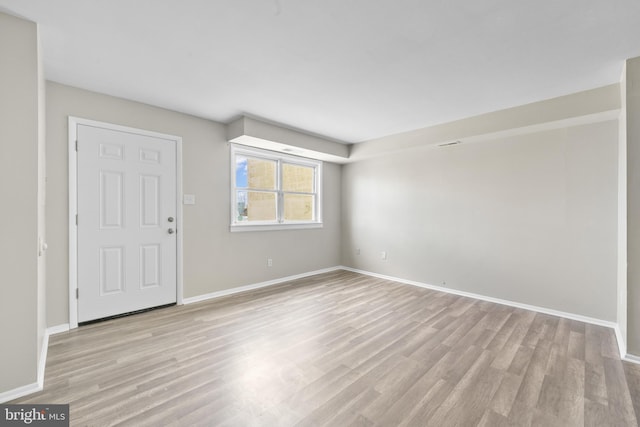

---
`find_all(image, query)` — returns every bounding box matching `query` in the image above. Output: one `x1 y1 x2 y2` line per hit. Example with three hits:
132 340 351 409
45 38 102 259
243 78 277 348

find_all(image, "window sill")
230 222 323 232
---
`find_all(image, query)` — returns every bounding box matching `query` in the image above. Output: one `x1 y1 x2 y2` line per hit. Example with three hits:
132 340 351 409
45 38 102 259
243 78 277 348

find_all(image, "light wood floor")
13 270 640 426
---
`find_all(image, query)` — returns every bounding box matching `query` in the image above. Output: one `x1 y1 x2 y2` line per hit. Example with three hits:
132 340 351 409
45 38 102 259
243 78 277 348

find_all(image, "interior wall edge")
37 328 48 389
617 62 628 359
0 10 41 398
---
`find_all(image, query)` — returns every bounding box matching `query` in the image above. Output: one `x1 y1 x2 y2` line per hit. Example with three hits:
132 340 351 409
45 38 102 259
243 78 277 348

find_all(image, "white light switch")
183 194 196 205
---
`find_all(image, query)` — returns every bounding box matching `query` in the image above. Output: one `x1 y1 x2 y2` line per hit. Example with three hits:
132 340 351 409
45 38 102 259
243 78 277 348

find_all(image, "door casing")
68 116 183 329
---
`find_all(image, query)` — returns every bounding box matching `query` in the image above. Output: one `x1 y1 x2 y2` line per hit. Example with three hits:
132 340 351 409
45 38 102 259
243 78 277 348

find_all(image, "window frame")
230 144 323 232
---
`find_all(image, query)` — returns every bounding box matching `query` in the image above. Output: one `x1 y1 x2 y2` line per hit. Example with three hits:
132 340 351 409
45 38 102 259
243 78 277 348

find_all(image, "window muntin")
231 145 322 230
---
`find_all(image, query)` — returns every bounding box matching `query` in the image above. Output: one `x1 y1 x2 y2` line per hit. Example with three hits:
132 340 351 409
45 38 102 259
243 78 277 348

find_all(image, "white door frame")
68 116 184 329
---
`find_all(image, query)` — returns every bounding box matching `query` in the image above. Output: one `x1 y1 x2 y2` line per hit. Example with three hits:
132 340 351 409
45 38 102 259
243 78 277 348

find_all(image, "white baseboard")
46 323 70 336
38 323 70 389
340 266 619 330
615 325 627 360
0 382 41 404
37 333 48 390
183 266 342 305
624 353 640 365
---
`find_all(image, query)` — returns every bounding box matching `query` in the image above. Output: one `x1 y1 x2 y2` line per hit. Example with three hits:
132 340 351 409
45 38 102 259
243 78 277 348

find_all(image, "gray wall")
46 82 342 326
342 120 619 321
0 12 41 393
46 80 623 335
626 57 640 354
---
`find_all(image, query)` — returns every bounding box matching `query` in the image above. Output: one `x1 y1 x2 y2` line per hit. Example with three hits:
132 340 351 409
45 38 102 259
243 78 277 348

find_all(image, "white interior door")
77 124 177 323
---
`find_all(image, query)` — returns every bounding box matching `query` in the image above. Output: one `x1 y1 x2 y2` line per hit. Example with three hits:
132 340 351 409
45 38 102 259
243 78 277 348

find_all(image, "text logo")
0 405 69 426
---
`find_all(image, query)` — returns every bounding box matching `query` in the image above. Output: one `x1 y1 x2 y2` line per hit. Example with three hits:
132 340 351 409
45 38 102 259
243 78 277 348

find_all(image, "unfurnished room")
1 1 640 426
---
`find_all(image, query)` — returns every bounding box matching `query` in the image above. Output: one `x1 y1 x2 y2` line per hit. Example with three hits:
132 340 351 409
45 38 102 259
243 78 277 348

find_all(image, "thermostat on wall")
183 194 196 205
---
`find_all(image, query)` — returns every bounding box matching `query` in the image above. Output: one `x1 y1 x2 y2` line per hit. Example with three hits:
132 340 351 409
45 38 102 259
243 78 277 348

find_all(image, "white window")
230 144 322 231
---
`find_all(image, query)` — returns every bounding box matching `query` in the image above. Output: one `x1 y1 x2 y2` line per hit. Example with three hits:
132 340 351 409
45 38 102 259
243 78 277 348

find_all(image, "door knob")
168 228 175 234
168 217 174 222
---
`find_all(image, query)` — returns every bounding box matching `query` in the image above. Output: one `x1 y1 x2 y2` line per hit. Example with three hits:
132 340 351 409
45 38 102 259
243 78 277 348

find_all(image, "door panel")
140 175 160 227
77 124 177 322
100 171 124 228
100 247 124 295
140 244 161 288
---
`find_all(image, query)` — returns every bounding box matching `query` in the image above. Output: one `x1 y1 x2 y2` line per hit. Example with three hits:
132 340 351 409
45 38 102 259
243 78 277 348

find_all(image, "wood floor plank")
426 349 502 426
478 409 511 427
10 270 639 426
603 357 638 426
490 371 524 417
624 362 640 424
585 398 613 427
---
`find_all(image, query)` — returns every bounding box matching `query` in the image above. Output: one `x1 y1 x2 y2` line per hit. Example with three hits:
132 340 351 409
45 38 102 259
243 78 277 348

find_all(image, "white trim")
183 267 342 304
617 90 628 368
37 330 49 390
68 117 184 328
176 141 184 305
624 354 640 365
0 382 41 404
340 266 618 330
230 222 323 232
68 117 78 328
39 325 71 389
615 324 627 359
46 324 70 336
37 325 70 391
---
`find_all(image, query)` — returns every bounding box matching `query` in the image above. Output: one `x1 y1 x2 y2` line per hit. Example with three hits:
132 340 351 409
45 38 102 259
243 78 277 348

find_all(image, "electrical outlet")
267 258 273 267
381 251 387 260
356 248 361 255
442 281 446 286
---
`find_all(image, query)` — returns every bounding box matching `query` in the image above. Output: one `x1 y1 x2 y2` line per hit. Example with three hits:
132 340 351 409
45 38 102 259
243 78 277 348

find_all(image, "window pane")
247 191 277 221
236 191 277 222
235 191 248 221
284 194 314 221
248 157 276 190
235 157 249 189
282 163 314 193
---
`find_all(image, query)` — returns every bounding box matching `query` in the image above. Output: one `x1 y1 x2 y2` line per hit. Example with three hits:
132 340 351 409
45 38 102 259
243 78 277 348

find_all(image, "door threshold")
78 303 177 326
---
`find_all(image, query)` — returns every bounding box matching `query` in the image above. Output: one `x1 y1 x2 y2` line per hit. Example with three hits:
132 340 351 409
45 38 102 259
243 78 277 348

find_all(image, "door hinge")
75 214 78 225
75 140 78 151
76 288 79 299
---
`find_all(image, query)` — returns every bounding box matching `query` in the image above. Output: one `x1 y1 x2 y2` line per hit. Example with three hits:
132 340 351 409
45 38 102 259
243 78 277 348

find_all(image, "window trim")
230 144 323 232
